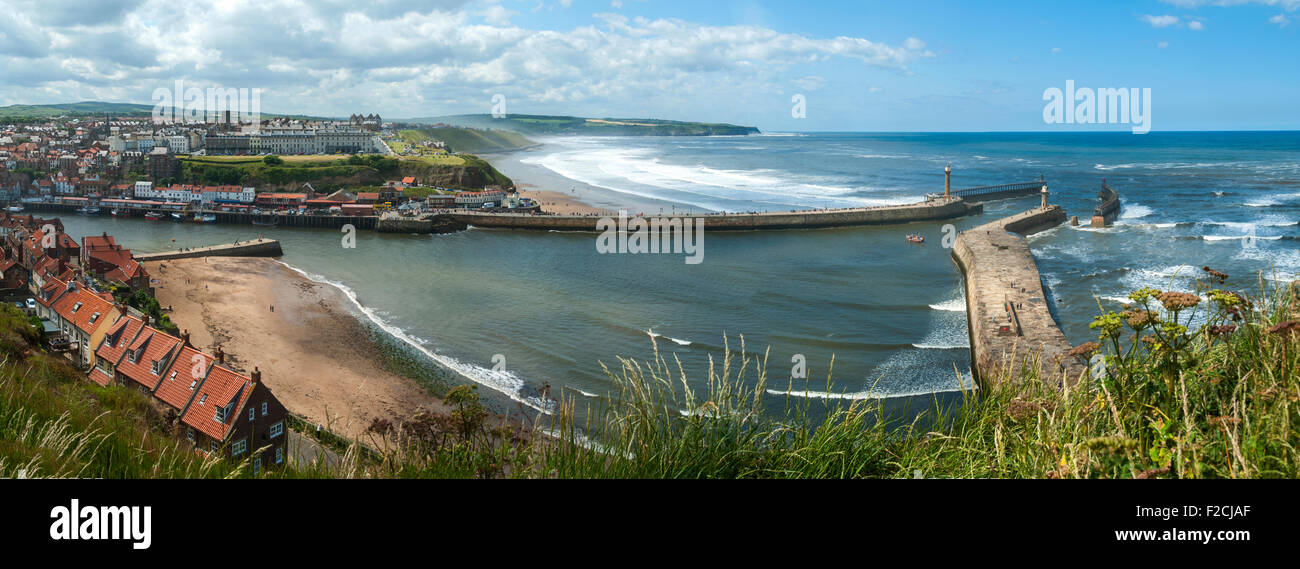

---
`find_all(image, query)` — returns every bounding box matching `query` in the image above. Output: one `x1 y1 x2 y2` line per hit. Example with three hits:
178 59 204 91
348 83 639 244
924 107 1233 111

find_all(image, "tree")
263 155 284 166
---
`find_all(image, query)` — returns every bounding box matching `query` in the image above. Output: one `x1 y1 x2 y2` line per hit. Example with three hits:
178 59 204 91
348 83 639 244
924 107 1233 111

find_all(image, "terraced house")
46 278 120 366
89 314 289 470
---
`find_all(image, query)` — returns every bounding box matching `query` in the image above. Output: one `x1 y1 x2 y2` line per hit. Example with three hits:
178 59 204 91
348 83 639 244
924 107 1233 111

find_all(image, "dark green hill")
408 114 761 137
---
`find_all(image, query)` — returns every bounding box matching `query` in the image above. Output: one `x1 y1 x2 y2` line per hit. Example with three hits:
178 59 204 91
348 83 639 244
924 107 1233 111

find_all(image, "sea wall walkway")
393 196 982 233
951 206 1087 389
134 238 283 261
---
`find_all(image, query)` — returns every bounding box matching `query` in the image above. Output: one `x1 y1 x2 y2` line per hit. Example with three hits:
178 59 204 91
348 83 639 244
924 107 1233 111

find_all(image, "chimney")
251 367 261 385
141 313 149 326
181 329 191 347
215 346 225 364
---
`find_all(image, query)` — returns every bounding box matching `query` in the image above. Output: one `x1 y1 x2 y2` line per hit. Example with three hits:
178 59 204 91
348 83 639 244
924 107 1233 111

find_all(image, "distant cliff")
410 114 761 137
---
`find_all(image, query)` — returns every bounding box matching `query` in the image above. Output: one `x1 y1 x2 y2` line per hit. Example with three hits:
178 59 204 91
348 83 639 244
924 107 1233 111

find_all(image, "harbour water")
51 131 1300 415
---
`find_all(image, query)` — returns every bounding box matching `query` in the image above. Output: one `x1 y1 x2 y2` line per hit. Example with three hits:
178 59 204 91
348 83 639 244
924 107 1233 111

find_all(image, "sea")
50 131 1300 417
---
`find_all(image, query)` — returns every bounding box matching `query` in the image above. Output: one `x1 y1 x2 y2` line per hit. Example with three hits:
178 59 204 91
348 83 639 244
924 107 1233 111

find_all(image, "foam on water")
1120 202 1154 219
647 329 693 346
277 262 555 414
929 298 967 312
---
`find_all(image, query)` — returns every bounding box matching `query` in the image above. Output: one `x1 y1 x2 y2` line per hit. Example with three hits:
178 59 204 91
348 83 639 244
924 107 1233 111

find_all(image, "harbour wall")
425 197 981 233
951 205 1086 390
134 238 283 261
1090 182 1121 228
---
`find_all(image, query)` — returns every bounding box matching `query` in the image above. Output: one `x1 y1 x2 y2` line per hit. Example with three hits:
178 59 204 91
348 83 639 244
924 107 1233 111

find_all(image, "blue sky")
0 0 1296 131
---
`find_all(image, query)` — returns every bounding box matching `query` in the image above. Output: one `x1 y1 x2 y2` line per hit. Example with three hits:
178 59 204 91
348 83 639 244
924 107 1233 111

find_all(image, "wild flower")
1157 291 1200 312
1267 320 1300 338
1129 287 1162 305
1202 266 1229 284
1068 341 1100 359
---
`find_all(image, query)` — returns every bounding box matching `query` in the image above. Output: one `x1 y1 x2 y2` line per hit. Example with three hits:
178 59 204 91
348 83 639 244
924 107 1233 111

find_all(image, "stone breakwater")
397 197 982 233
133 238 283 261
1090 182 1121 228
951 206 1087 389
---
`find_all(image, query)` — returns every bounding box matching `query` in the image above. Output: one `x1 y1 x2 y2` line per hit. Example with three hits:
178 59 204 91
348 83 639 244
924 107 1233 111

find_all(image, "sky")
0 0 1297 131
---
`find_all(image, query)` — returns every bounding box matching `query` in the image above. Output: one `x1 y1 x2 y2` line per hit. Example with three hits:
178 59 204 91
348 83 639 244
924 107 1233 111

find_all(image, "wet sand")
145 256 448 440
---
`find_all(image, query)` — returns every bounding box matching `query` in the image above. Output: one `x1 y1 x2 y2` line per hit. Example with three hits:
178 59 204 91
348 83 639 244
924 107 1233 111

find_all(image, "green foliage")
263 155 284 166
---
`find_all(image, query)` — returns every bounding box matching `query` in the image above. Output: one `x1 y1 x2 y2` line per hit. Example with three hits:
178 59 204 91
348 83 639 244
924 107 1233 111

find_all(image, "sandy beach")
517 188 614 215
145 256 448 441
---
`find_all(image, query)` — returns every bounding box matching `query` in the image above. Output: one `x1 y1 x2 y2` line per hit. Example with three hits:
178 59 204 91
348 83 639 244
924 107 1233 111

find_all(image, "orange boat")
906 234 925 244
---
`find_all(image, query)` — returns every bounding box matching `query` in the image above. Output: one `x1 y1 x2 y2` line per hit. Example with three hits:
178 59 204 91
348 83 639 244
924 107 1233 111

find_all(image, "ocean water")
53 132 1300 417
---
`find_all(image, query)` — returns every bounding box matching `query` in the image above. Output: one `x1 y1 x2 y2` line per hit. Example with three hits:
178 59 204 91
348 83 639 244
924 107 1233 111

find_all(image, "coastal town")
0 113 541 227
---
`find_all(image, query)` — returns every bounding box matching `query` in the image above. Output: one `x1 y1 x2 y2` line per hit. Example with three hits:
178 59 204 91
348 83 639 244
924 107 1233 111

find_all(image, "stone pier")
134 238 283 261
951 206 1086 389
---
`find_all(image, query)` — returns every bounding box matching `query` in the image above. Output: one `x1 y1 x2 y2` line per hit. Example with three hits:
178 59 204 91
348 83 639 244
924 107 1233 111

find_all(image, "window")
187 427 195 441
232 438 246 456
71 301 81 313
150 360 160 375
253 457 261 476
89 312 99 324
269 421 283 439
168 371 177 382
261 402 267 416
275 447 283 464
249 408 255 421
209 439 218 452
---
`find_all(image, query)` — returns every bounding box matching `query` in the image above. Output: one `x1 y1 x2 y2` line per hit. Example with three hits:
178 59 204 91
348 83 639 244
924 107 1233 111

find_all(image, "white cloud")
1270 13 1292 25
1158 41 1170 48
1188 20 1205 30
0 1 934 119
1141 14 1181 28
1162 0 1300 9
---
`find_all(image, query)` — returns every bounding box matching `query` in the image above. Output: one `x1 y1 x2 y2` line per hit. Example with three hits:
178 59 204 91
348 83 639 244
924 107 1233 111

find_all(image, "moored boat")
194 213 217 223
144 211 163 221
906 234 925 244
77 206 101 216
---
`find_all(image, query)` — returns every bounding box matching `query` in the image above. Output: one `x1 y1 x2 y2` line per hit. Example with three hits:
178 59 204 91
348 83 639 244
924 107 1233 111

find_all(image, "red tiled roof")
114 327 182 392
181 365 252 441
154 346 214 411
36 278 69 307
88 368 114 387
51 288 114 335
95 314 145 368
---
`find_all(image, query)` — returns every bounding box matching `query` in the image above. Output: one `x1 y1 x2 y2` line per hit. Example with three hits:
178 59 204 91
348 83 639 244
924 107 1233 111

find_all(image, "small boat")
6 206 23 213
144 211 163 221
111 208 131 218
906 234 925 244
77 206 101 216
170 212 185 222
193 213 216 223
